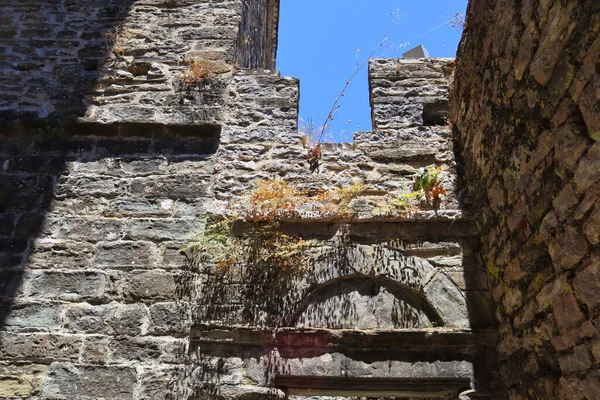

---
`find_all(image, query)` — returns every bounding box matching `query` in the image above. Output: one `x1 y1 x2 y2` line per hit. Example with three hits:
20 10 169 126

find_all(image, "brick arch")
287 273 445 327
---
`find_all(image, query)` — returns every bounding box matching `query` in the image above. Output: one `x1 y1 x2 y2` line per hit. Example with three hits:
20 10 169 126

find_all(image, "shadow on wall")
0 0 137 328
0 0 228 329
0 0 134 122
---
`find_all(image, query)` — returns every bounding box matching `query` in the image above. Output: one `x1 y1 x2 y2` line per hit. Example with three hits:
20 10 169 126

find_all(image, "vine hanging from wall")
186 171 447 275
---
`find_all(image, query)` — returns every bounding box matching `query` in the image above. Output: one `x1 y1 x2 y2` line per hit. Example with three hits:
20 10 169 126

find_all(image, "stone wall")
0 0 278 126
451 0 600 398
0 0 501 398
0 56 498 399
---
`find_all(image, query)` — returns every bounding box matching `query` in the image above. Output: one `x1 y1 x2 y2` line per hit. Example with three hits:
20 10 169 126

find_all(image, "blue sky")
277 0 467 142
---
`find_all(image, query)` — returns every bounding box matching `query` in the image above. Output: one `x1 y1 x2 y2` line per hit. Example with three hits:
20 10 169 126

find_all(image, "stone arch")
290 244 470 328
287 273 445 327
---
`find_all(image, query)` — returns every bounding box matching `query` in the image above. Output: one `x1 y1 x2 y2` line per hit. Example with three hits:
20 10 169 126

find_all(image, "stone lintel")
191 325 497 351
0 120 222 141
274 376 471 398
232 220 478 241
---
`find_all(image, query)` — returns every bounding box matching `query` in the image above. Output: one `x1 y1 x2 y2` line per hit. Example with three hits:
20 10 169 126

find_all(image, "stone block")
106 198 173 217
548 225 589 271
137 366 180 400
108 337 162 364
47 197 108 218
159 241 189 269
583 203 600 245
130 174 211 199
42 217 123 242
551 329 580 352
514 21 539 81
553 291 584 331
190 355 244 385
558 344 592 374
65 302 147 336
93 241 158 269
529 1 578 86
161 339 188 364
574 185 600 220
64 303 108 334
579 74 600 135
0 362 47 398
27 239 94 269
126 219 199 241
574 143 600 193
1 302 63 331
592 337 600 363
27 271 116 301
0 333 82 361
552 183 579 219
573 257 600 309
119 157 168 176
554 118 590 180
148 302 191 335
423 274 469 327
111 303 148 336
124 270 179 301
536 274 568 311
55 175 128 198
81 336 110 365
41 363 136 400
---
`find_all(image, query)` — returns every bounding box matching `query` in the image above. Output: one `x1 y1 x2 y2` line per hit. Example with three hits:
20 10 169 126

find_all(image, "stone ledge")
230 219 478 241
0 120 222 141
274 375 471 398
191 325 497 351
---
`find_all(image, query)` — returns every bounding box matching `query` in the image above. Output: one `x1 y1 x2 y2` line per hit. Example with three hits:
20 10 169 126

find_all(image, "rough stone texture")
0 1 502 399
451 0 600 398
0 0 278 126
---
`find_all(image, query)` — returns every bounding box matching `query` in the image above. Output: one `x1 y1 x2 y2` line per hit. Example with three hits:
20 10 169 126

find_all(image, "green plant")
188 179 368 274
185 214 242 273
413 166 447 207
394 191 422 211
316 182 365 216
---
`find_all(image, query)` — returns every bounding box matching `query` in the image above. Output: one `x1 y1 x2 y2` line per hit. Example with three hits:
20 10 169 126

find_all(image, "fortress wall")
0 1 501 398
451 0 600 398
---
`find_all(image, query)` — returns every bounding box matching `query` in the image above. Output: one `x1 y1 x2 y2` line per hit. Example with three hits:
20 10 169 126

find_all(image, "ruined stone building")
0 0 598 399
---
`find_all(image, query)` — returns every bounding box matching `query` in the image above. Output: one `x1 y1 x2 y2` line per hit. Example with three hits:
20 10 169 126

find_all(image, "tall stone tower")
0 1 502 399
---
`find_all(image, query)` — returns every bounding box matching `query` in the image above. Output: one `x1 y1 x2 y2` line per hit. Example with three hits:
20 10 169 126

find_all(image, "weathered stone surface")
108 337 163 364
148 302 191 335
547 226 590 271
536 274 568 311
64 303 147 336
573 258 600 309
124 271 180 301
583 204 600 245
137 367 179 400
0 333 82 361
558 344 592 374
93 241 157 269
27 271 116 301
126 219 199 241
1 302 63 332
42 363 137 400
81 336 110 365
451 0 599 395
574 142 600 193
0 362 47 398
27 240 94 269
0 1 508 398
553 292 584 331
